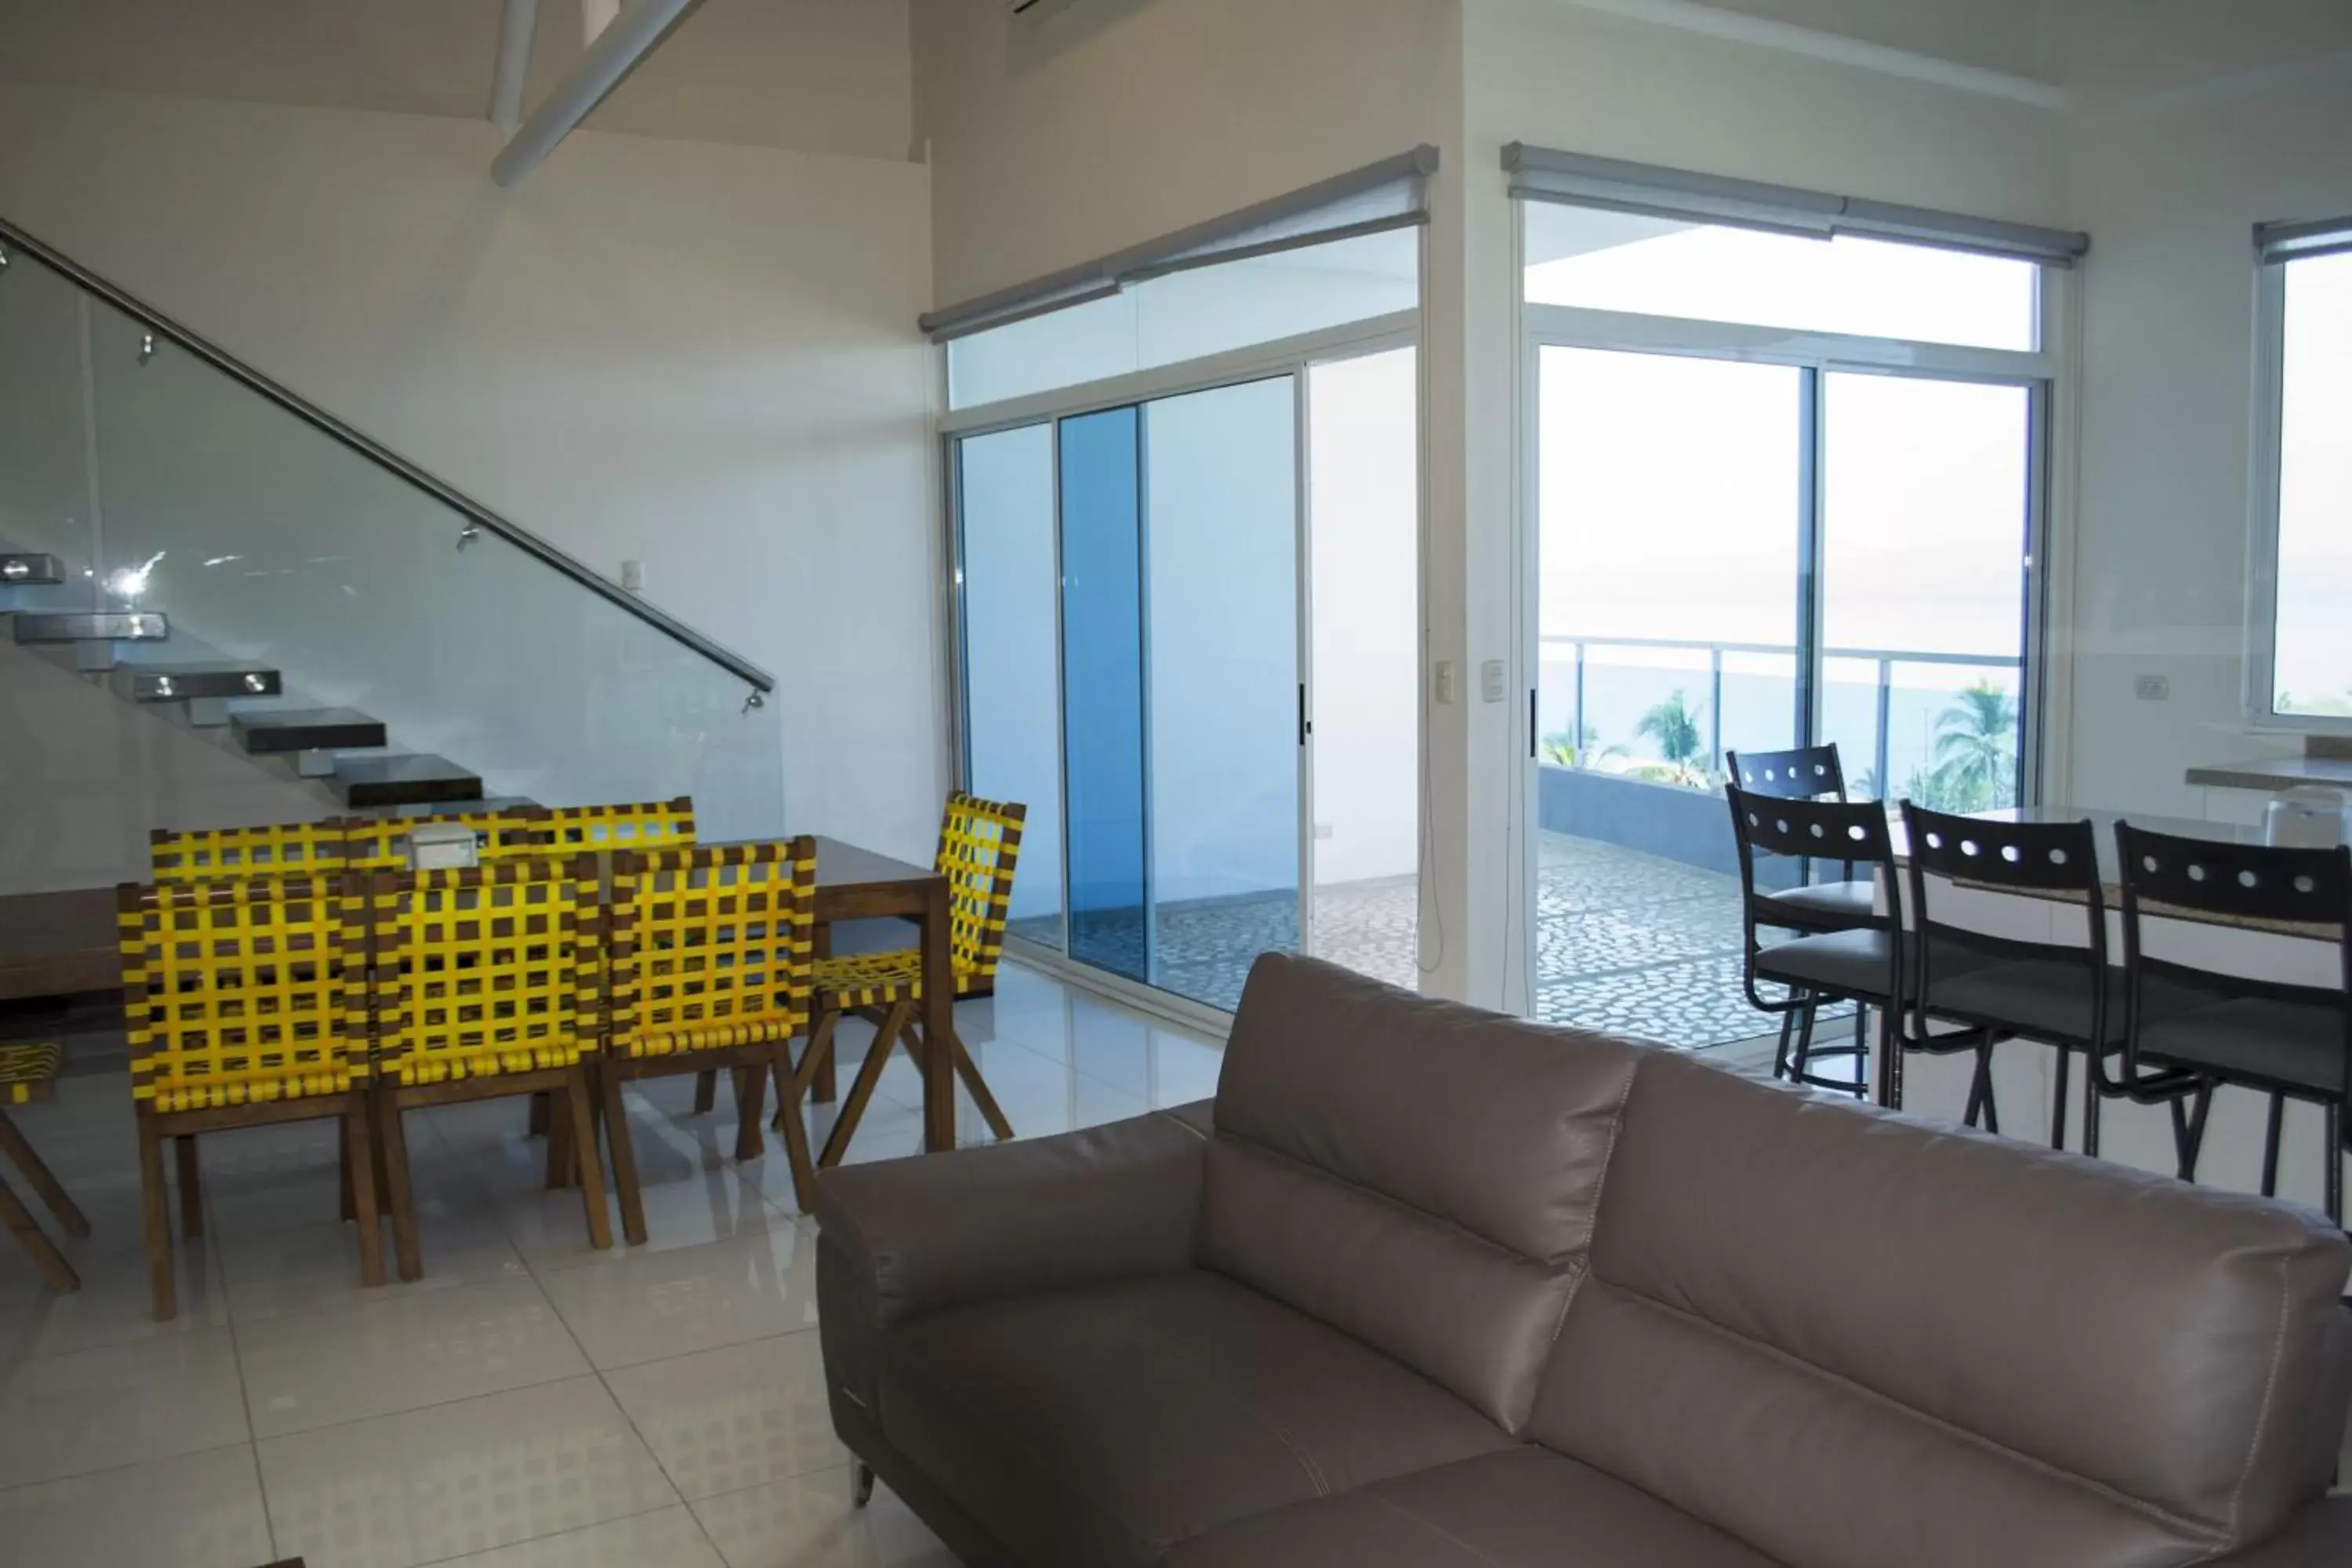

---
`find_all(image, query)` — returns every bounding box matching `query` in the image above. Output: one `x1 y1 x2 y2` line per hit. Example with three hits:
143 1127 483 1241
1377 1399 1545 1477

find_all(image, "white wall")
0 83 945 866
2065 54 2352 815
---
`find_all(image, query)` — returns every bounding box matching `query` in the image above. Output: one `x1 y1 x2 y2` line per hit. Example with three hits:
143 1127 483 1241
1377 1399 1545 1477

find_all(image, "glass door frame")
942 311 1421 1022
1514 260 2063 1018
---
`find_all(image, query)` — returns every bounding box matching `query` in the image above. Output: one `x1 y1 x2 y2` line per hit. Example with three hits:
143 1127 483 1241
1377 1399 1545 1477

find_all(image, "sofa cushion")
877 1269 1514 1568
1163 1446 1783 1567
1532 1048 2352 1568
1202 955 1640 1429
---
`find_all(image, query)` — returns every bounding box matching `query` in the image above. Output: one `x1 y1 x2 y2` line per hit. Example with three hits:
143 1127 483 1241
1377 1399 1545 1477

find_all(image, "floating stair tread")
0 554 67 586
124 661 283 700
232 708 387 753
11 612 167 643
349 796 536 820
331 754 483 809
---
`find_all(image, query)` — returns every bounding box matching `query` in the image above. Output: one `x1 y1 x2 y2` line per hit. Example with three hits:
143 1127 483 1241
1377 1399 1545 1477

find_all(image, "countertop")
2183 755 2352 793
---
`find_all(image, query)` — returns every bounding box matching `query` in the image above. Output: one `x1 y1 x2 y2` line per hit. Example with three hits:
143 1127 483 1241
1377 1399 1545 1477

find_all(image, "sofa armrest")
2216 1498 2352 1565
814 1100 1212 1330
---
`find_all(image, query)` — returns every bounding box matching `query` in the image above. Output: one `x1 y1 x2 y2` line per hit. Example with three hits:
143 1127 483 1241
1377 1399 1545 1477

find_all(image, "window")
2256 222 2352 723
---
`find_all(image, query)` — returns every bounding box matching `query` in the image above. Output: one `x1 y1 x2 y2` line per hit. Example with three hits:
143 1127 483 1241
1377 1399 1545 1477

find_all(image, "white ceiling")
0 0 916 162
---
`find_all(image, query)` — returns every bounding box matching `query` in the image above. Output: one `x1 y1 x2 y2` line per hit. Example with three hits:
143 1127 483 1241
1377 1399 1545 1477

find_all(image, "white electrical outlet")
620 559 648 593
2134 674 2170 702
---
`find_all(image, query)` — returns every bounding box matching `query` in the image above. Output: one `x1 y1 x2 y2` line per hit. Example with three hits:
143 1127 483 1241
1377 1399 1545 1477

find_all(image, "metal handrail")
0 215 776 693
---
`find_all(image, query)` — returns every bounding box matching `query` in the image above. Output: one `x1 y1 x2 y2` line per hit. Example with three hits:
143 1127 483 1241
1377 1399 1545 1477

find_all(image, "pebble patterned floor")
1004 836 1845 1049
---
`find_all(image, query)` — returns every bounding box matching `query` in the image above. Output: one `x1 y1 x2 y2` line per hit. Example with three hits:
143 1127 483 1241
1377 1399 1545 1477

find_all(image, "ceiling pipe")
489 0 538 128
492 0 697 187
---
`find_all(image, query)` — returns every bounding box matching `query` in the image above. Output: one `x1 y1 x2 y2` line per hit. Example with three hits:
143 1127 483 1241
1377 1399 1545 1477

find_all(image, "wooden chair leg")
692 1070 718 1115
811 924 838 1105
374 1091 423 1283
774 1044 819 1215
339 1114 356 1221
175 1135 204 1240
565 1071 614 1252
940 1026 1014 1142
600 1062 647 1247
138 1112 175 1321
546 1089 576 1190
778 1011 840 1131
343 1095 385 1289
819 1000 910 1169
735 1058 769 1163
0 1106 89 1237
0 1173 77 1293
528 1091 551 1138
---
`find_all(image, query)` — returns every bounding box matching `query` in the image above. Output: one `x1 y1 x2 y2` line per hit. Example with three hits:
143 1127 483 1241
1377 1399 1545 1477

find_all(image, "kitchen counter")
2183 755 2352 793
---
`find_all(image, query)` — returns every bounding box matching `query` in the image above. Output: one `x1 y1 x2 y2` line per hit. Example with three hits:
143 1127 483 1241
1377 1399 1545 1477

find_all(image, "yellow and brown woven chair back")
149 821 350 883
119 874 367 1112
608 839 818 1060
341 808 555 872
546 797 697 855
361 857 601 1087
936 792 1027 988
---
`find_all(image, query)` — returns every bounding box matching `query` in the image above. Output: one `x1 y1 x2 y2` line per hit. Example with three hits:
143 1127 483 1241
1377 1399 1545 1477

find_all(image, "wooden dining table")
802 835 957 1154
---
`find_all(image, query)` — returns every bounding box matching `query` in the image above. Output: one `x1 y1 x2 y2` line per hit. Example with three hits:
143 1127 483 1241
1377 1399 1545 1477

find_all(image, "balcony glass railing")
1538 633 2024 813
0 218 782 840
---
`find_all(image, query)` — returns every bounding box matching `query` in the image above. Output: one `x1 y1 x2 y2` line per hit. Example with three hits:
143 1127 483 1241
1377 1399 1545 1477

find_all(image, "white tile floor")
0 961 1218 1568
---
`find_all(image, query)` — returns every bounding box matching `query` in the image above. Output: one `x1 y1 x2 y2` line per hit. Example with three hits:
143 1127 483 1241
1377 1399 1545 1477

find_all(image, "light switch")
1434 660 1457 705
2134 674 2170 702
620 559 648 593
1481 659 1508 703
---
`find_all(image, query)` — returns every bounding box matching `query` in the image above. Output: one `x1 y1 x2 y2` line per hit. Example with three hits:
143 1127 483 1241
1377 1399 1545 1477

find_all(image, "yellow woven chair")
120 874 381 1319
545 797 696 854
340 808 554 872
0 1040 87 1294
149 820 349 882
600 839 816 1244
360 856 612 1280
772 793 1027 1210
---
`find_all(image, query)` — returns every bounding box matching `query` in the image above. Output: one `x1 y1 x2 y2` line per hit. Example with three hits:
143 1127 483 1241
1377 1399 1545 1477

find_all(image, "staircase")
0 216 782 895
3 554 492 814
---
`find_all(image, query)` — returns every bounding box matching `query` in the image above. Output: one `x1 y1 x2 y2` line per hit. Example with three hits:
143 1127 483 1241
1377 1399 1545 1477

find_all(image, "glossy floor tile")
604 1330 843 1501
0 1443 274 1568
0 1322 250 1486
538 1225 820 1371
692 1469 956 1568
0 960 1221 1563
257 1375 680 1568
237 1273 590 1437
430 1504 726 1567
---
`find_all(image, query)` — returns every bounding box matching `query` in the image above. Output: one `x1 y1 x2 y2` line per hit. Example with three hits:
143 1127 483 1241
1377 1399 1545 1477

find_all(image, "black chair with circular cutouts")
1727 784 1904 1101
1725 746 1875 1091
2115 822 2352 1226
1898 805 2208 1157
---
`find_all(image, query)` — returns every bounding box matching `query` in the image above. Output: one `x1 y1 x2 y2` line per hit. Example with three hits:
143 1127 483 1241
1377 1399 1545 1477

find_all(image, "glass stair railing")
0 216 782 836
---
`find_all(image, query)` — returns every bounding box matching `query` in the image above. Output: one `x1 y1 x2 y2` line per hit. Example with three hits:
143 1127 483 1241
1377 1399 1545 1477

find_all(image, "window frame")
2247 230 2352 732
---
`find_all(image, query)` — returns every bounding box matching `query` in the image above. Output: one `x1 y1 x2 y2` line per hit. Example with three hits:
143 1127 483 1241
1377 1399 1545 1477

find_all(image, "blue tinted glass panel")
1058 408 1149 982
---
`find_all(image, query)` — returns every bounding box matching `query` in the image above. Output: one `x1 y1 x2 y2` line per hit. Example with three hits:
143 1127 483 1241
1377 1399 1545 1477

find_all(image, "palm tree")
1635 691 1708 784
1929 681 2017 811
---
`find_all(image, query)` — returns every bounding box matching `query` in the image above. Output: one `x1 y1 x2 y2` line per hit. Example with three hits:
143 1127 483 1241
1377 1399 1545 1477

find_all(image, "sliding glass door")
956 347 1420 1011
1528 350 2041 1044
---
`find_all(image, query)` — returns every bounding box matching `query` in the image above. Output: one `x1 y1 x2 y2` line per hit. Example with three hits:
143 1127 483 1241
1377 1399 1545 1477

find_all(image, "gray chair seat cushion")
1926 960 2129 1046
1755 930 2007 1001
1163 1447 1781 1568
877 1269 1515 1568
2137 997 2348 1094
1762 878 1875 930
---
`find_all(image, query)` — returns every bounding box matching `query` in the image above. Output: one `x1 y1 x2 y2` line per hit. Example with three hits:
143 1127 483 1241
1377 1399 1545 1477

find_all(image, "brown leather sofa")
815 954 2352 1567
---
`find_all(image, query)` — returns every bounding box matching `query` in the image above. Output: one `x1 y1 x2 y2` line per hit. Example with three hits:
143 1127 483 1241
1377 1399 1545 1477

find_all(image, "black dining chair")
2114 823 2352 1226
1728 783 1904 1102
1726 745 1874 1091
1897 805 2205 1158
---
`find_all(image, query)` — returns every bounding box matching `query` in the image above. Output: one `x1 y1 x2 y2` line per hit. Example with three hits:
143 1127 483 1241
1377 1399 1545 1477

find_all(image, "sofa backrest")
1532 1049 2352 1568
1198 955 1642 1433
